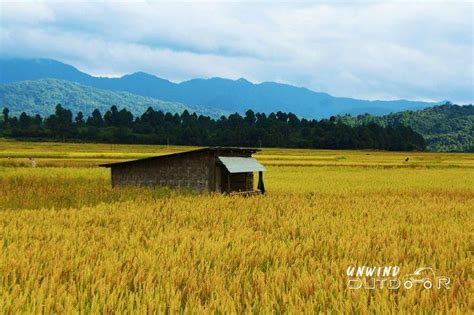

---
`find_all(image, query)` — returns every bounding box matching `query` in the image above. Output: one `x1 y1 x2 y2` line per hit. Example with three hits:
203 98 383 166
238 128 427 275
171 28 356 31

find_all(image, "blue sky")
1 0 473 103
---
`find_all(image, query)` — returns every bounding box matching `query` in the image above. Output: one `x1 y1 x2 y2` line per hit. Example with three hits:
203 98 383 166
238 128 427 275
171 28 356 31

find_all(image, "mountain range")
0 58 440 118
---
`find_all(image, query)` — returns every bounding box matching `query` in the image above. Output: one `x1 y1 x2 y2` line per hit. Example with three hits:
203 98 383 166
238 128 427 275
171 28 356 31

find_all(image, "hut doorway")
215 165 234 193
215 164 248 193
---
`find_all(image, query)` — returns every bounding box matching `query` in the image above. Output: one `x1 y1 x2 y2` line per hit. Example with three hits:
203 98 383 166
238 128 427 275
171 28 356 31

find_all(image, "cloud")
0 0 473 103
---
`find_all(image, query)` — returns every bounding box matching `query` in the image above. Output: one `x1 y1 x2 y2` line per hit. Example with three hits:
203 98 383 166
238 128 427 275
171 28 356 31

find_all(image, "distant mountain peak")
125 71 158 78
236 77 251 83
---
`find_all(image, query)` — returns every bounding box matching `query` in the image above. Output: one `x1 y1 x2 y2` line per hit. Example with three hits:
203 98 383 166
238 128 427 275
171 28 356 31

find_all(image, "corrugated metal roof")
218 156 265 173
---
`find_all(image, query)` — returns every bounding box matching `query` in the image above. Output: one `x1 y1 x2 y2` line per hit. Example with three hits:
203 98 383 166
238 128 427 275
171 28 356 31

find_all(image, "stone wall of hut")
111 152 211 191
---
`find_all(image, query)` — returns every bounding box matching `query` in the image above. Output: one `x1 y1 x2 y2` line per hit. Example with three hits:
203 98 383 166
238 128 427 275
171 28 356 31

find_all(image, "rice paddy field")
0 139 473 313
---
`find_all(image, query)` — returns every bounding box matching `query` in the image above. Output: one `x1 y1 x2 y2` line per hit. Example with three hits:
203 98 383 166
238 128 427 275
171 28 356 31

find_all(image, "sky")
1 0 473 103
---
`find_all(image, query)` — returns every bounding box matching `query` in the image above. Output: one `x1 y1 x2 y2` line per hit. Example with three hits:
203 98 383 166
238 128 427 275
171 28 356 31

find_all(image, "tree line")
0 105 426 151
336 103 474 152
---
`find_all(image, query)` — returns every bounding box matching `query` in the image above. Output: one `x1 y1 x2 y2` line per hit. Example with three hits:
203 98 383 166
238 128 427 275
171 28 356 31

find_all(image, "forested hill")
336 104 474 152
0 105 426 151
0 79 227 118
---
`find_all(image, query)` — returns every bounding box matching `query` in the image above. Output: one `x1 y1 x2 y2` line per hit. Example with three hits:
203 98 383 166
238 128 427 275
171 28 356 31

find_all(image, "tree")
87 109 104 127
104 105 119 127
2 107 9 123
75 112 85 125
116 108 134 128
45 104 73 142
1 107 10 133
19 112 32 130
244 110 256 125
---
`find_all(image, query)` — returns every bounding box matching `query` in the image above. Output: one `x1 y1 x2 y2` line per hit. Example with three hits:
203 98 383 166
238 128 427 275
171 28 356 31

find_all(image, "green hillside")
337 104 474 152
0 79 227 118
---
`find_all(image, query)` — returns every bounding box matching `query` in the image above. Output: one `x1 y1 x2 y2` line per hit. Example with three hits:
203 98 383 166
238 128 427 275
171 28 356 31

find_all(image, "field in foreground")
0 139 473 313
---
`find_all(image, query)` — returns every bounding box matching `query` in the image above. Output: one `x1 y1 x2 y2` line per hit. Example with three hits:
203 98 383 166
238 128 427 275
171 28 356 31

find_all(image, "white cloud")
0 0 472 103
1 0 55 24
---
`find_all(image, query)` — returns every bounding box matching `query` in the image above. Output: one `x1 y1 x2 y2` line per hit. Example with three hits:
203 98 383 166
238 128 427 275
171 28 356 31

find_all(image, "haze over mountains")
1 58 440 118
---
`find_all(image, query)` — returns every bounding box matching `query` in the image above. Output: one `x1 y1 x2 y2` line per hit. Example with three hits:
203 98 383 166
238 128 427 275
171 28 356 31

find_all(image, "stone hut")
99 147 266 194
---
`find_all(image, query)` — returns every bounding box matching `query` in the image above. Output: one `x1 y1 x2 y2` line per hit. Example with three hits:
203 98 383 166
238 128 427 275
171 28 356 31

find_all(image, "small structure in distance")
99 147 265 194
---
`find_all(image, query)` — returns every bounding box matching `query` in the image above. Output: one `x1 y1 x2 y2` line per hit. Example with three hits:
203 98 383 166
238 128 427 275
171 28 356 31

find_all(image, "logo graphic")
346 266 451 290
401 267 450 289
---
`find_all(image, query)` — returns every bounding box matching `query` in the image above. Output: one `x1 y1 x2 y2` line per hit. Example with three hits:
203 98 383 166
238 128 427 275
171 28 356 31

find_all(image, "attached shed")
99 147 265 194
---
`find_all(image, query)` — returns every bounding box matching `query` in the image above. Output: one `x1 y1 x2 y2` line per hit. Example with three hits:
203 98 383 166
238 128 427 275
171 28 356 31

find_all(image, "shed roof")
218 157 265 173
99 147 260 168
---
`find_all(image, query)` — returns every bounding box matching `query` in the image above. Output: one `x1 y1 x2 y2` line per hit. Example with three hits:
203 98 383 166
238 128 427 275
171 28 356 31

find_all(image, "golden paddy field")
0 139 473 313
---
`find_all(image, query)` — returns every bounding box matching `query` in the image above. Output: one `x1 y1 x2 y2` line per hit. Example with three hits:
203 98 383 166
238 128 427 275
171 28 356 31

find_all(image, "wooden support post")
258 171 265 194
